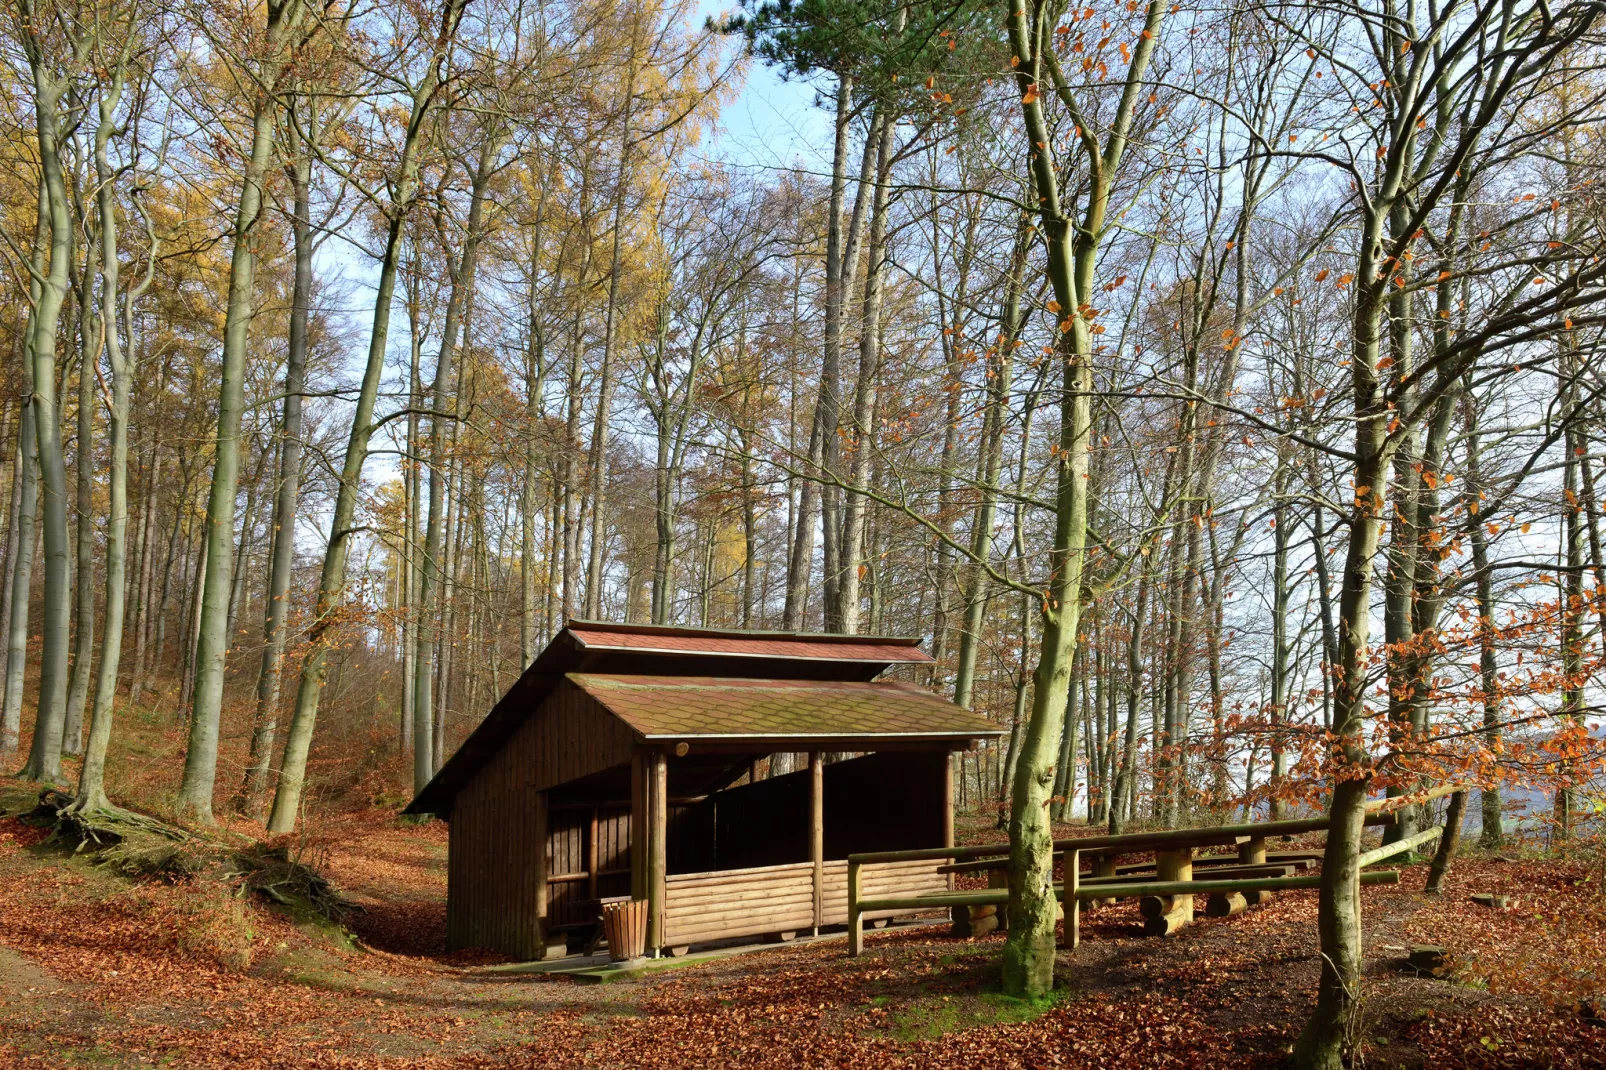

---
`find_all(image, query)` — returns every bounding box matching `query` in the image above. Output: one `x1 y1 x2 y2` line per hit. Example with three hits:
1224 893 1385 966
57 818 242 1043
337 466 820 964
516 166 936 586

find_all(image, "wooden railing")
841 792 1467 957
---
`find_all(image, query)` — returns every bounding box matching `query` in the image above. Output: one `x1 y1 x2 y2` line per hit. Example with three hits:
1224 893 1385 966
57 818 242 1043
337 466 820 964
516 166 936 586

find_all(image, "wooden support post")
587 806 600 901
941 751 955 888
810 750 823 935
1091 852 1117 908
630 752 646 901
847 858 864 956
533 790 551 956
647 749 667 956
1154 847 1193 935
1061 849 1079 949
1238 836 1268 906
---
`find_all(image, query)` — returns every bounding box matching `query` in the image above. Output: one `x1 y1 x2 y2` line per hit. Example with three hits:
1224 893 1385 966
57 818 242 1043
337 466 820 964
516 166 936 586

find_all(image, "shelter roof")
405 621 950 816
569 674 1000 741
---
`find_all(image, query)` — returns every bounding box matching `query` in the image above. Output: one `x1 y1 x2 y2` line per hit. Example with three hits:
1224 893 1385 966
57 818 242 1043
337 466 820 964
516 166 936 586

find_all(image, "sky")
693 3 836 179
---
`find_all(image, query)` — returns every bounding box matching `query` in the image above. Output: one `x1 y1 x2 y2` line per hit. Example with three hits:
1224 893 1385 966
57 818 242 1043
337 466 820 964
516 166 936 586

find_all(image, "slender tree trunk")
240 135 313 818
177 0 306 821
583 46 640 619
77 66 150 813
268 0 468 832
2 405 38 757
411 132 494 798
22 66 78 784
64 230 99 757
836 114 892 634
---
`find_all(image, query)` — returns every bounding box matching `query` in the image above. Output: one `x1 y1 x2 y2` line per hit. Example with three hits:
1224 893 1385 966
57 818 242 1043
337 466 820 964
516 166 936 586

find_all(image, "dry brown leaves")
4 797 1606 1069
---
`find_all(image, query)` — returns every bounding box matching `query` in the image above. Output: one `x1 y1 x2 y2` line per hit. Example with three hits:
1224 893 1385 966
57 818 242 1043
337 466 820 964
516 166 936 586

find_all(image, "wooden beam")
647 749 667 954
852 869 1402 915
1060 848 1079 949
533 791 550 953
810 750 823 935
1357 825 1442 868
941 752 955 873
630 752 646 901
1238 835 1269 906
587 806 599 901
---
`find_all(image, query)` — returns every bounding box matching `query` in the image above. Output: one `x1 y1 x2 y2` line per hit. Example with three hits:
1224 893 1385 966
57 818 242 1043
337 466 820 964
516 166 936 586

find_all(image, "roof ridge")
564 618 924 647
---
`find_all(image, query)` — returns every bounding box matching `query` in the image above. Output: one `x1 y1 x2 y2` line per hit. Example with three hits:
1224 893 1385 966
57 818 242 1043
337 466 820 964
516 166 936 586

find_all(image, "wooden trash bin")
602 899 649 961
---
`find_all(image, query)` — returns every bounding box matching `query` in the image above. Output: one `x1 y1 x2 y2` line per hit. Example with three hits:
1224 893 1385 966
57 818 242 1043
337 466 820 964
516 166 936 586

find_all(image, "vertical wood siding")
446 680 636 955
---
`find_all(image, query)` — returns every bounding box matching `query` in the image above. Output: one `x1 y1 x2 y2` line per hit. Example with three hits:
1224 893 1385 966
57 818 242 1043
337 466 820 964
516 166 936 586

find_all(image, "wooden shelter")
405 621 1002 960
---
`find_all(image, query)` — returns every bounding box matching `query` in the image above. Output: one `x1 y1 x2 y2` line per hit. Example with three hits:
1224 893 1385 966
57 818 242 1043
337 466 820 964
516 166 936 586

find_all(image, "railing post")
847 858 864 956
1061 849 1079 950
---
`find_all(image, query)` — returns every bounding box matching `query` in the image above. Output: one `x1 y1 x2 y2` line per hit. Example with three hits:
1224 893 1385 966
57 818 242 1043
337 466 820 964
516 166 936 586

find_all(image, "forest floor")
1 778 1604 1069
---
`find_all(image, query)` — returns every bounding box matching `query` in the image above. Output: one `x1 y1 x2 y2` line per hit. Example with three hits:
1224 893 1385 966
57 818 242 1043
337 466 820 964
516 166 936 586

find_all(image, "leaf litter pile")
2 798 1604 1068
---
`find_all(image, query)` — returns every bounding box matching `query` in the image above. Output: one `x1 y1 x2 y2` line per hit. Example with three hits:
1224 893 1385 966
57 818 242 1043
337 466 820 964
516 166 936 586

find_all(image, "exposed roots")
231 840 356 922
28 789 354 920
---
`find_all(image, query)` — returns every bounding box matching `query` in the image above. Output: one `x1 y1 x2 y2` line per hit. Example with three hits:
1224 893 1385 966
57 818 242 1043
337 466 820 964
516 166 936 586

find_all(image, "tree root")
28 789 354 920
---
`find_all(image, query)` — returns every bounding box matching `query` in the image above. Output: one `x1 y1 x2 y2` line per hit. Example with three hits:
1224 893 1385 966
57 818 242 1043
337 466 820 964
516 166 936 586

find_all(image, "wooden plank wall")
446 681 636 956
822 751 949 858
446 778 543 957
662 862 817 945
545 806 631 929
661 858 949 946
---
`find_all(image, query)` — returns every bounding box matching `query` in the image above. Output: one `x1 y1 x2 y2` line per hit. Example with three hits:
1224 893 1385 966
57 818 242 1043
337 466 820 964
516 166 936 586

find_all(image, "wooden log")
1357 825 1442 868
1076 870 1400 900
1469 892 1510 910
951 904 1000 938
1139 895 1177 919
1083 863 1294 885
1205 892 1248 918
988 861 1010 932
1156 848 1193 929
1143 904 1190 937
1238 836 1269 907
664 885 817 909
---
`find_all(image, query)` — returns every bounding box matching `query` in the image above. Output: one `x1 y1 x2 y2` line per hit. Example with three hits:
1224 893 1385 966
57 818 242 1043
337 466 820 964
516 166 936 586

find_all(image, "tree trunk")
267 0 468 832
177 0 305 821
77 67 150 813
240 130 313 818
22 65 78 784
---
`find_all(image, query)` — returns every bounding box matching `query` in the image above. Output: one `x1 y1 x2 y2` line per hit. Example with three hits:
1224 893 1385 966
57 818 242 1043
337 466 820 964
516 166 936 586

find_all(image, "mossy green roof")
567 673 1002 741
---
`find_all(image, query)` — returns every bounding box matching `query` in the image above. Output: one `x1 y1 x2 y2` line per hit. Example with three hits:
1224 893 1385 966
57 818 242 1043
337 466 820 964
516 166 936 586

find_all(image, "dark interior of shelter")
544 750 948 930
